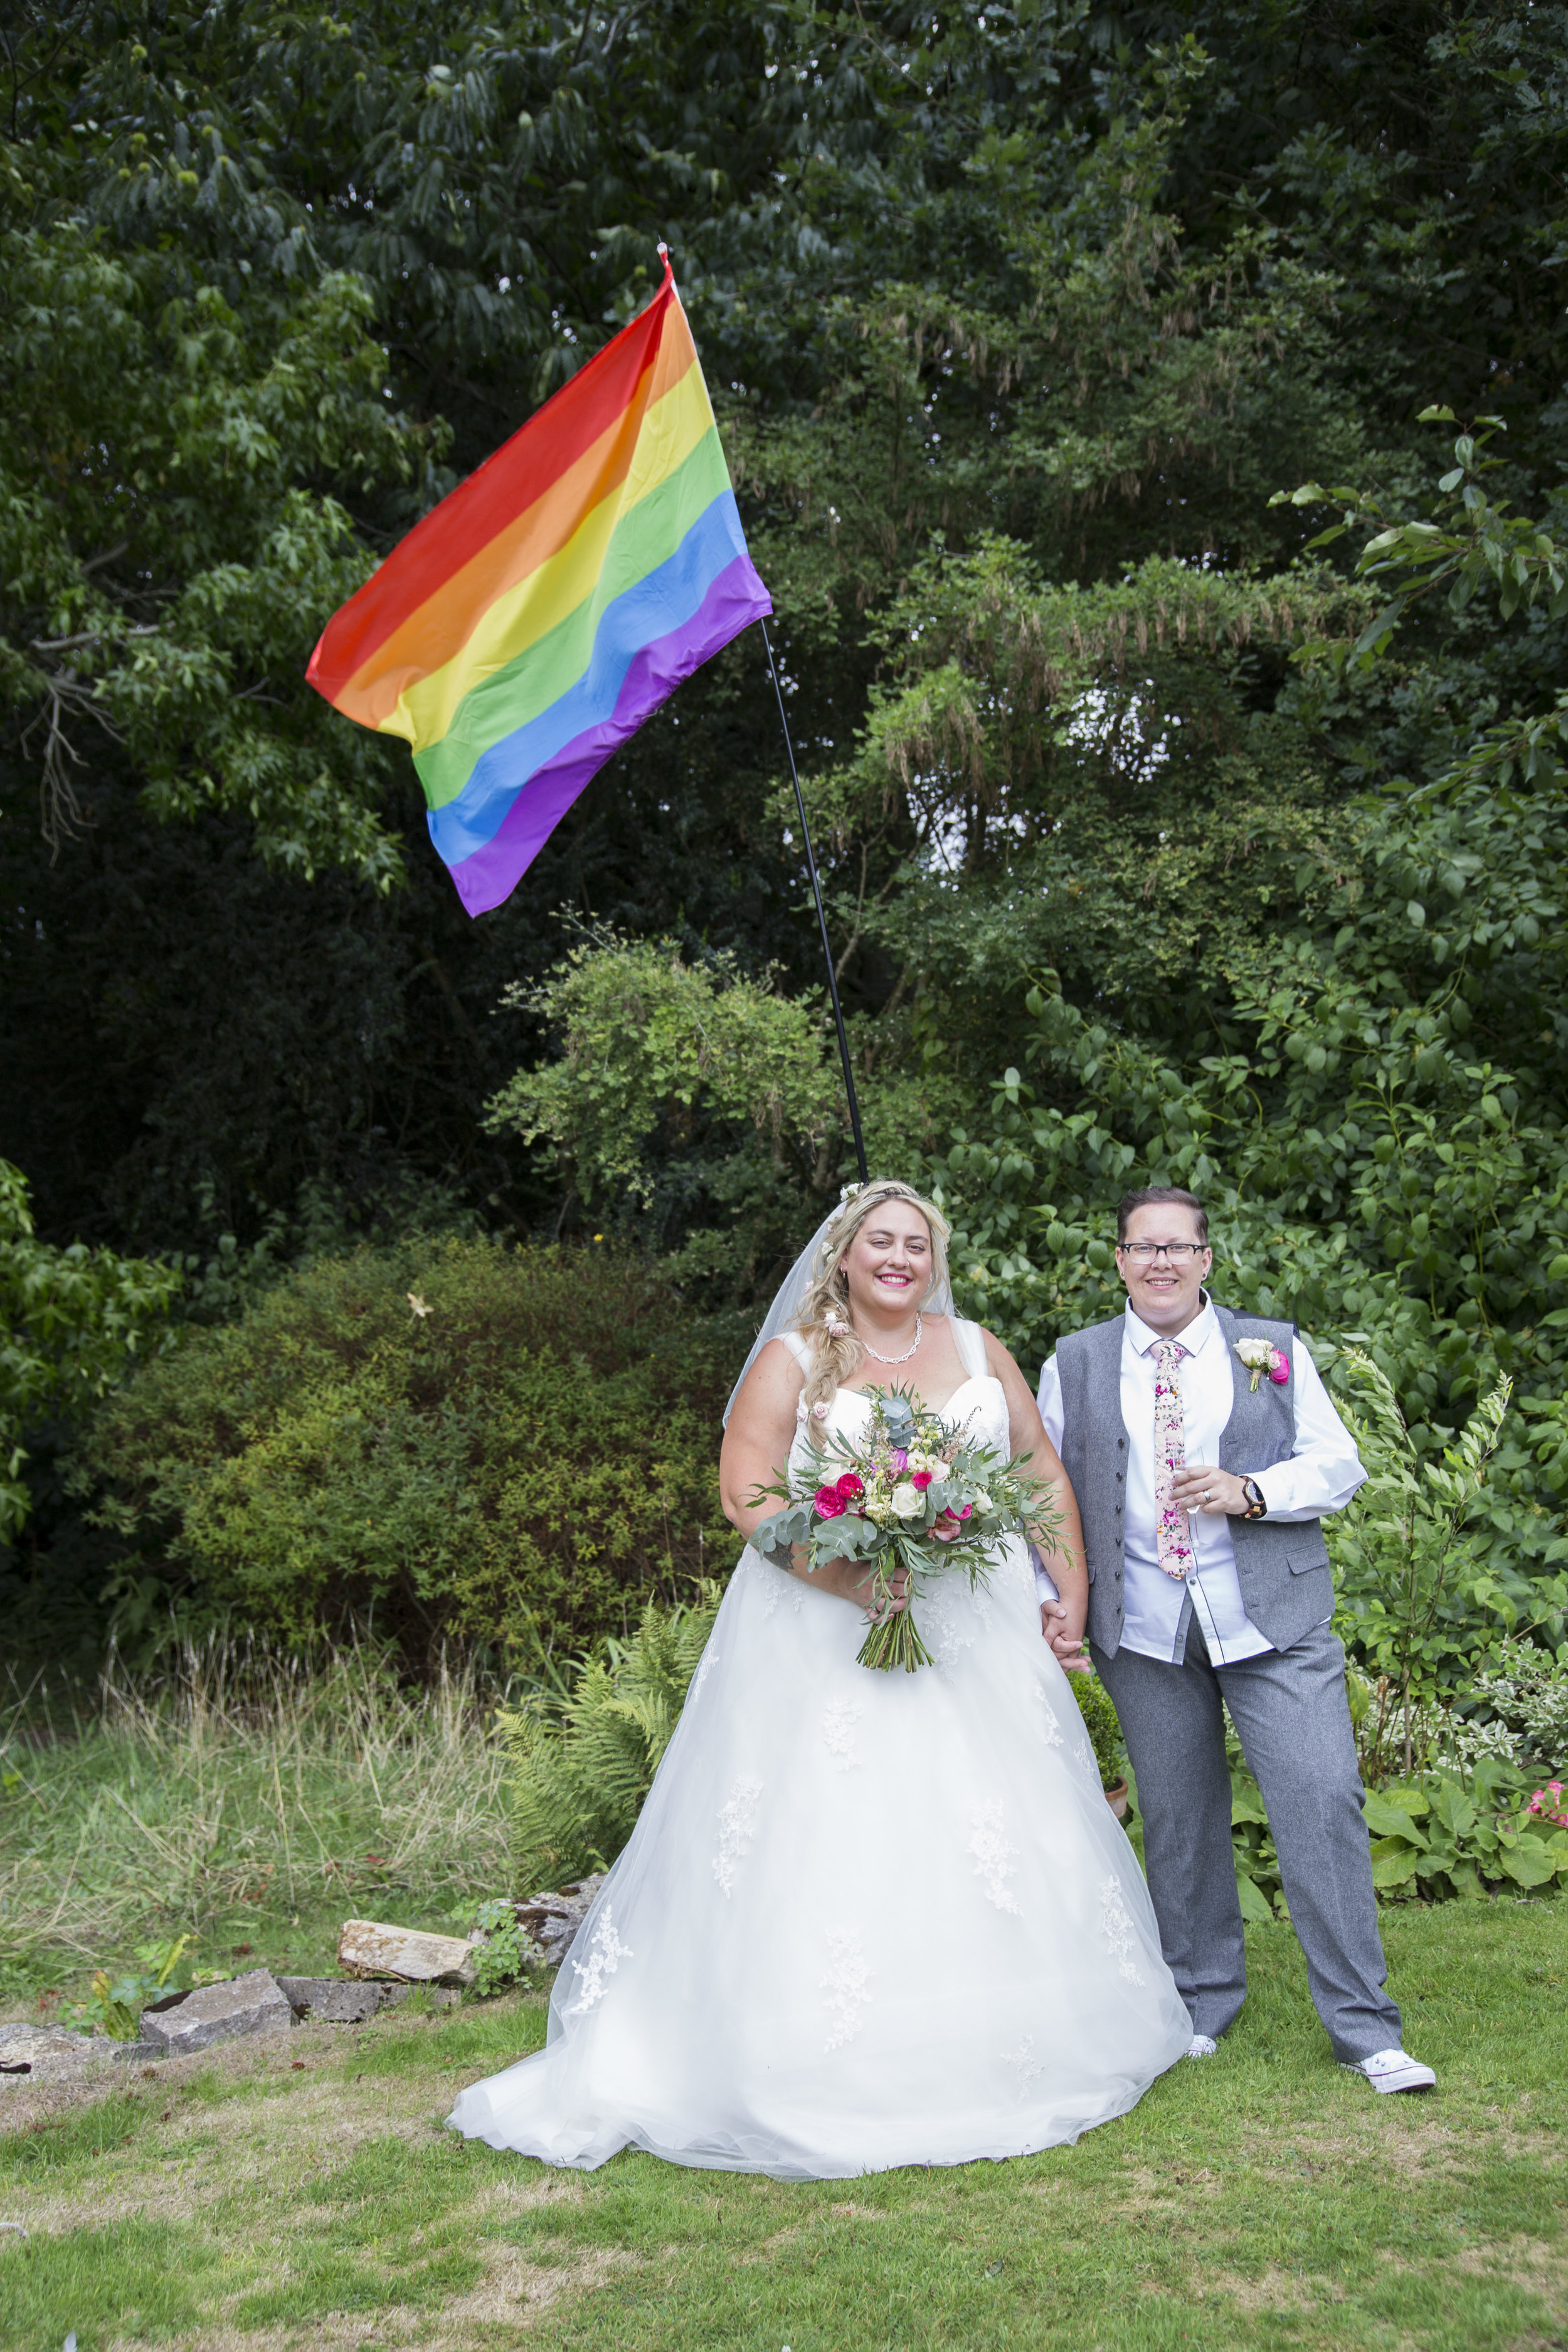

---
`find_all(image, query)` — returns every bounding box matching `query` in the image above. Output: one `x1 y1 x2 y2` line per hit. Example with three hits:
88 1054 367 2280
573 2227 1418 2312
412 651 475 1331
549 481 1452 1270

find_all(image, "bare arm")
980 1326 1090 1667
718 1340 908 1614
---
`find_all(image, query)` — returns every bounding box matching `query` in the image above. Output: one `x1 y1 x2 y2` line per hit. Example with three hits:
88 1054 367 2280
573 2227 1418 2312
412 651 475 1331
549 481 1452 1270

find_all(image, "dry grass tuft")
0 1636 512 1971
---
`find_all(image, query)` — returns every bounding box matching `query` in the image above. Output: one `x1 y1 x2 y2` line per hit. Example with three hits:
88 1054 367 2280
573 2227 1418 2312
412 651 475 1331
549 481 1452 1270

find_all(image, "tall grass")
0 1637 512 1979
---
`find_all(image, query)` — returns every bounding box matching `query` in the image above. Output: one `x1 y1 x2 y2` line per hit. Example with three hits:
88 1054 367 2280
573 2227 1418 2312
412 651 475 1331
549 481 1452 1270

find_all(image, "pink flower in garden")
835 1473 865 1503
1527 1781 1568 1826
911 1470 933 1491
1268 1347 1290 1384
815 1486 848 1518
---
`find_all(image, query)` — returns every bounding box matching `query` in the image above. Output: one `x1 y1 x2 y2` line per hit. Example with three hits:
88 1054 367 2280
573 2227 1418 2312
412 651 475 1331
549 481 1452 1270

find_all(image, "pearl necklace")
861 1311 923 1366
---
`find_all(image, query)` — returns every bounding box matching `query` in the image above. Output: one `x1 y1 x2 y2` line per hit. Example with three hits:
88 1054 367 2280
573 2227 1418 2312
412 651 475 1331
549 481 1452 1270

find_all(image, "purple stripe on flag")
443 554 772 916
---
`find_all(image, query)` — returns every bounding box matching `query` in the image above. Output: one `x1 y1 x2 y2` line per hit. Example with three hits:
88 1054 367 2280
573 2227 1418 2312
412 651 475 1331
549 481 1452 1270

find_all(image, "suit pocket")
1286 1549 1330 1576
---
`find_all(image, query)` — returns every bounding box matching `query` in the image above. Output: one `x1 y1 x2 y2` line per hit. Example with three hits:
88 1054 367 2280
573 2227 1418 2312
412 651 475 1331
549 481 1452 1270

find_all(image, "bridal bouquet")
750 1385 1058 1672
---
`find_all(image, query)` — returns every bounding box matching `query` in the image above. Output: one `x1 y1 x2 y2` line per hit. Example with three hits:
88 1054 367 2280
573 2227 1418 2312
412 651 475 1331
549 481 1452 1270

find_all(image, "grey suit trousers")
1091 1616 1402 2061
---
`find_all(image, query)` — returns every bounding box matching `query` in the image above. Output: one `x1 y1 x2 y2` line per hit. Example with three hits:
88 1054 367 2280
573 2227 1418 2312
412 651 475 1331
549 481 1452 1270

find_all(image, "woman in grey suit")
1036 1184 1434 2095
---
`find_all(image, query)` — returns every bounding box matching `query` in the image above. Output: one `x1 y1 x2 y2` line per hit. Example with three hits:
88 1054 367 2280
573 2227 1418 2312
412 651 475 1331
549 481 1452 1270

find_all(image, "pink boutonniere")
1235 1337 1290 1392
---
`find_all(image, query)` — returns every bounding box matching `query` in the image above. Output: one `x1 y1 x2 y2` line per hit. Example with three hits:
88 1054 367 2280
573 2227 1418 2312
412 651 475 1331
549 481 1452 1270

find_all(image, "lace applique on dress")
713 1777 763 1897
821 1927 872 2051
752 1551 782 1620
564 1904 632 2015
687 1648 716 1706
968 1799 1023 1915
1099 1873 1145 1986
923 1584 978 1669
1004 2033 1046 2096
1034 1682 1065 1747
822 1698 862 1772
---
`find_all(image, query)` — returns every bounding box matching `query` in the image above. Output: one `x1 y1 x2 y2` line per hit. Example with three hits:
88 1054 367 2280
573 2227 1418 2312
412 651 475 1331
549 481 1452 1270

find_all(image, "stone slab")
337 1920 477 1986
275 1976 459 2023
138 1968 292 2057
0 2023 127 2083
513 1875 605 1960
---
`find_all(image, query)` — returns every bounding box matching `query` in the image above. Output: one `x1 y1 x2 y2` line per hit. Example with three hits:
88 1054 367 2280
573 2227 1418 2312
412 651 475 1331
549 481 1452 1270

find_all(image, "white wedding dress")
449 1319 1190 2178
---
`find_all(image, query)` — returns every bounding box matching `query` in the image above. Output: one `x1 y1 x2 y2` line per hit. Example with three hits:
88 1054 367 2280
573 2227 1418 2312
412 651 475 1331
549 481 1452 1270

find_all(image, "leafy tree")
0 1160 178 1538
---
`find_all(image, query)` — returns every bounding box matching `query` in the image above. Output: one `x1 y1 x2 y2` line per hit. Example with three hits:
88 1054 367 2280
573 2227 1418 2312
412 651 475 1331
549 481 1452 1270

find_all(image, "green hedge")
80 1239 740 1667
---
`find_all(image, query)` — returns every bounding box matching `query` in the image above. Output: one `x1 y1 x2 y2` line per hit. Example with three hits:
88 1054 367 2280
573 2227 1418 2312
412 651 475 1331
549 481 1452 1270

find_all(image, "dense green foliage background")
3 1 1567 1676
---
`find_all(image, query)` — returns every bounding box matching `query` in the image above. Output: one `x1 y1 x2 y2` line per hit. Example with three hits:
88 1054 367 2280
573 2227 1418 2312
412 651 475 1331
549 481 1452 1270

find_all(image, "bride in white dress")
449 1179 1189 2178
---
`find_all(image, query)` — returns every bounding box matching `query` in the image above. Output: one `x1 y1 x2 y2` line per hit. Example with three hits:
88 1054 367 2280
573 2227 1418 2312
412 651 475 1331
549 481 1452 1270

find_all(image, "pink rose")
835 1473 865 1503
911 1470 933 1491
1268 1348 1290 1384
815 1486 847 1518
933 1518 958 1541
957 1503 973 1520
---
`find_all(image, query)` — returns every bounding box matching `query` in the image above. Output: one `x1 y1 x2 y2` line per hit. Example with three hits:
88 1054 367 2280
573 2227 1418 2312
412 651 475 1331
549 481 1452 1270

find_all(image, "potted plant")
1067 1671 1131 1818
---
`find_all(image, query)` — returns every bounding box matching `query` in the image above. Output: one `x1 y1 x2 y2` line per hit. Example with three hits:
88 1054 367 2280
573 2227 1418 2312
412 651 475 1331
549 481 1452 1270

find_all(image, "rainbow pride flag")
306 256 771 915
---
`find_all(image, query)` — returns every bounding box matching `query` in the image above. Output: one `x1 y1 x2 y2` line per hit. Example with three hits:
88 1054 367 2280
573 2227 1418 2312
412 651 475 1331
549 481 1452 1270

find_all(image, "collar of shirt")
1123 1291 1217 1361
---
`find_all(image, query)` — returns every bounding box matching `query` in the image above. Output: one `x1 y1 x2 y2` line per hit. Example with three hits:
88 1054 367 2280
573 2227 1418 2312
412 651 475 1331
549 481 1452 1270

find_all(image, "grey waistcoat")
1054 1302 1333 1658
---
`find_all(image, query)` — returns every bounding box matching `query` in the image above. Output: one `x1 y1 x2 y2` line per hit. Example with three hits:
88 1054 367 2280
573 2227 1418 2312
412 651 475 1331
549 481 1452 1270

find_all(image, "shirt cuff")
1248 1461 1355 1521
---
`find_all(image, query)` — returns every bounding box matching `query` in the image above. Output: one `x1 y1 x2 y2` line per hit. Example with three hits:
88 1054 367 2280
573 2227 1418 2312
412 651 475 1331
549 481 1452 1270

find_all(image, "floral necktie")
1153 1340 1194 1579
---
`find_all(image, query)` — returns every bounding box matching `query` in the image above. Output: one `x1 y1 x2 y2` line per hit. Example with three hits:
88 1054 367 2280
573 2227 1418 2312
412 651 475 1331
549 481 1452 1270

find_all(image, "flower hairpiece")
839 1181 864 1204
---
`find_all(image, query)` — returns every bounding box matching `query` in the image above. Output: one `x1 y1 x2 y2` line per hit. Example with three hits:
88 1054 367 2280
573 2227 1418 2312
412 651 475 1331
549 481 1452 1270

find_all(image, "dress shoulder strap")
950 1316 989 1382
779 1330 812 1370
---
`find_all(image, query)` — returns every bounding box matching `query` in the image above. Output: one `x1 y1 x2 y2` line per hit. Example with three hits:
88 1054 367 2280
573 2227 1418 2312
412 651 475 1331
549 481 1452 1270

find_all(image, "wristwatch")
1240 1477 1269 1521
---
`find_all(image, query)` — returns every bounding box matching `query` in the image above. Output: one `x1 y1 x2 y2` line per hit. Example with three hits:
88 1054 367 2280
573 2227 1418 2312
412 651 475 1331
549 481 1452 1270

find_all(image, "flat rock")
513 1876 605 1960
0 2023 124 2082
275 1976 459 2024
138 1968 292 2057
337 1920 477 1986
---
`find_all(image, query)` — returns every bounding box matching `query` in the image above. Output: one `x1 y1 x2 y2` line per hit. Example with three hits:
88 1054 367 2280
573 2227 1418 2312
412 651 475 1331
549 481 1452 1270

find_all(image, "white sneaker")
1185 2033 1219 2059
1343 2047 1436 2094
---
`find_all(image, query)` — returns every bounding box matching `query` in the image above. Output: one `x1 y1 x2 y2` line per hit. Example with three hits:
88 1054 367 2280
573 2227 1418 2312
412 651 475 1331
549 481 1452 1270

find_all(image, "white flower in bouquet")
890 1481 925 1518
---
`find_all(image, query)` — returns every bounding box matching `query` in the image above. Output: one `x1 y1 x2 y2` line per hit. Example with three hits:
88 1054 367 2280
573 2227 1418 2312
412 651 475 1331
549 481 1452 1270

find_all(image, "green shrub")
79 1239 739 1668
1364 1762 1568 1902
496 1586 722 1892
1066 1669 1126 1791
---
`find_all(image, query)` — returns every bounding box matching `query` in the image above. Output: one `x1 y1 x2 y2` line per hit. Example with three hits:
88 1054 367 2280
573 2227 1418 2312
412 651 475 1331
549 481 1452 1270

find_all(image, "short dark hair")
1116 1185 1209 1246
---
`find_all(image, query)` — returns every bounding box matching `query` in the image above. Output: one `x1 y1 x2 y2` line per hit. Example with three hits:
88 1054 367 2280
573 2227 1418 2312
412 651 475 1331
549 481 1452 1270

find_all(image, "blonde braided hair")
791 1179 953 1444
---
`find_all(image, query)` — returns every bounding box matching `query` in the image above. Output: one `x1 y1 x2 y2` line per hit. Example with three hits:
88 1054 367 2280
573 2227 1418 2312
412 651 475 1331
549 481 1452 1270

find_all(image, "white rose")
968 1489 993 1512
890 1481 925 1519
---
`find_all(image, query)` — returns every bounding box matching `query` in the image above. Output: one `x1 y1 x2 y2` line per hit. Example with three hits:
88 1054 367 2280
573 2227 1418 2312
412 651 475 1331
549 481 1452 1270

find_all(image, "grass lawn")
0 1900 1564 2351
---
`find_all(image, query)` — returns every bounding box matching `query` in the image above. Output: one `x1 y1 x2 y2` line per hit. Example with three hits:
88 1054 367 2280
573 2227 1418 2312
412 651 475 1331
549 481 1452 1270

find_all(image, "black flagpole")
760 617 869 1185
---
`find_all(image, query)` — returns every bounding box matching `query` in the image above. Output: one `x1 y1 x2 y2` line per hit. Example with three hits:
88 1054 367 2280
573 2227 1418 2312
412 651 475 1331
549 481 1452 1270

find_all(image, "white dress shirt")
1036 1296 1366 1665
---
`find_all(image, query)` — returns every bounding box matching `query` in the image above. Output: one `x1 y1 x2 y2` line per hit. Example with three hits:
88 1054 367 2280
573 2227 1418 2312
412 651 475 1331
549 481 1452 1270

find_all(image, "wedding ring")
1202 1488 1214 1503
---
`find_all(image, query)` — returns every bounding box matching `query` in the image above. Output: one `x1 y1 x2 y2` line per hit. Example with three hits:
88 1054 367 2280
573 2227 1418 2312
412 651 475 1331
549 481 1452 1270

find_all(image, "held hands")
1169 1465 1251 1517
1039 1599 1089 1673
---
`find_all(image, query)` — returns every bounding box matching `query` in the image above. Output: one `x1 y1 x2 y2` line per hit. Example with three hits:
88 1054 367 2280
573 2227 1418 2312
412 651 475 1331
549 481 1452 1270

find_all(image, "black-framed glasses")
1117 1241 1205 1262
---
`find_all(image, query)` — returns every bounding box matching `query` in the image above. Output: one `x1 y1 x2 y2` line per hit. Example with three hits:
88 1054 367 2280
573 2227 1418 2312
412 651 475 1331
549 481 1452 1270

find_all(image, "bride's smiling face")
838 1203 932 1322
